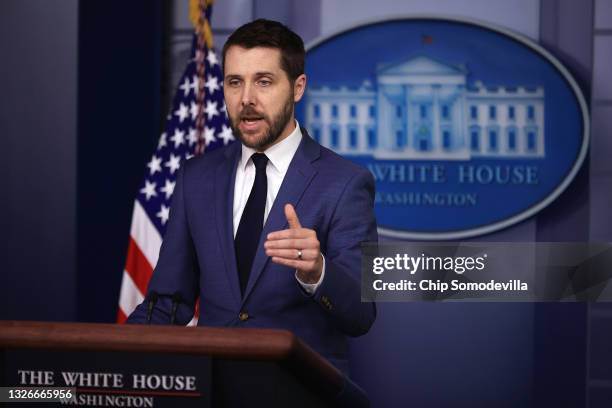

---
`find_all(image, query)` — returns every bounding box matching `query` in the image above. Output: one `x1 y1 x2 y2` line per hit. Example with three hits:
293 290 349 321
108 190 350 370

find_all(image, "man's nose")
240 83 256 106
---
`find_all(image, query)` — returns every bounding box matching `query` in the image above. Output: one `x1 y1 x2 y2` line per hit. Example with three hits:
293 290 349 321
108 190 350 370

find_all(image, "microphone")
170 292 183 325
145 291 159 324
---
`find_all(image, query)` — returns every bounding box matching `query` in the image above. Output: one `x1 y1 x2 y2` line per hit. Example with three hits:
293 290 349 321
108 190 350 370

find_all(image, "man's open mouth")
241 116 263 122
240 116 265 131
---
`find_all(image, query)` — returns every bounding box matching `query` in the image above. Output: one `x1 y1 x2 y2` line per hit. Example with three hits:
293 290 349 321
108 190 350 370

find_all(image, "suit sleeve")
126 163 200 325
312 168 377 336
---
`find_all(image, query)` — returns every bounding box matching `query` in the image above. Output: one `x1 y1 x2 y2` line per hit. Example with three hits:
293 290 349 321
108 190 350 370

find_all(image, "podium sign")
3 350 210 407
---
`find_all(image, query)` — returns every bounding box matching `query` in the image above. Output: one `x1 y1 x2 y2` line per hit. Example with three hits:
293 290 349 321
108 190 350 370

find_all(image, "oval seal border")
304 15 590 240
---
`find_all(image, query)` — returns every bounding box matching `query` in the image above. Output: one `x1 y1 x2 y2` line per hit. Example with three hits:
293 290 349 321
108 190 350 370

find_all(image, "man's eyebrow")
224 71 276 80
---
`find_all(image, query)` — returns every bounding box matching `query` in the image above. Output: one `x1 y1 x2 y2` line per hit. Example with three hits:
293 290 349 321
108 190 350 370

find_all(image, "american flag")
117 5 233 323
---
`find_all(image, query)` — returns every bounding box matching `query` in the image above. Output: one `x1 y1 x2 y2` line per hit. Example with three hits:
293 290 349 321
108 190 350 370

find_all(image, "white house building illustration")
304 56 545 160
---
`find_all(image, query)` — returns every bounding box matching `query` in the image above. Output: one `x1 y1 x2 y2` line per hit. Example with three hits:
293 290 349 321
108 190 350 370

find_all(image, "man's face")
223 46 306 151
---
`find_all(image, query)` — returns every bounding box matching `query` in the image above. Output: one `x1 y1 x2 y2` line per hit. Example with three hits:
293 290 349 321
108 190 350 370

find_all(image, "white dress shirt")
232 121 325 294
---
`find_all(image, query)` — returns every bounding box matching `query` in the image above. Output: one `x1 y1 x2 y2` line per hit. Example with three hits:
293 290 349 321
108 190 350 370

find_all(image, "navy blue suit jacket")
128 130 377 372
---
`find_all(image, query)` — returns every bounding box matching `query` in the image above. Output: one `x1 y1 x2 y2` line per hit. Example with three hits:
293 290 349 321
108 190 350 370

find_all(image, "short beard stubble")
230 91 295 151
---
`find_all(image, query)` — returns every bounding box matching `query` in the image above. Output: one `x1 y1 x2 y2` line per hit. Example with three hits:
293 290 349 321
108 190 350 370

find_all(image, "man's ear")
293 74 307 103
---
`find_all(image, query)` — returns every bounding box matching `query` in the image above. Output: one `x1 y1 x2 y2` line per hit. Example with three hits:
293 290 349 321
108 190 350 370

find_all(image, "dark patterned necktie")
235 153 269 296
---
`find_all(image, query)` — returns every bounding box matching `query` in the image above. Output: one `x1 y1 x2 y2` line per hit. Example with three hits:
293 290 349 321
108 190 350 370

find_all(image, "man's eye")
258 79 271 86
228 79 241 87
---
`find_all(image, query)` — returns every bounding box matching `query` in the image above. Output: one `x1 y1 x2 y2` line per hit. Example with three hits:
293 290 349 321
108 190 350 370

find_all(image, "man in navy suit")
128 19 377 373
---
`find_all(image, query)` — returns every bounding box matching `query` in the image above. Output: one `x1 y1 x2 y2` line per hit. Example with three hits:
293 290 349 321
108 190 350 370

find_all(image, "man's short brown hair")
222 19 305 83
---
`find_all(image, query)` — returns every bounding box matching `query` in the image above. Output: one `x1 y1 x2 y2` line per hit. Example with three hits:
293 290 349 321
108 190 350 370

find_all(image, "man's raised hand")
264 204 323 283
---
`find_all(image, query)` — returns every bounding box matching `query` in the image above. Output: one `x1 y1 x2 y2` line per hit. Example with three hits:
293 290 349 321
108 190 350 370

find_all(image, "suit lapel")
214 142 242 307
242 132 320 303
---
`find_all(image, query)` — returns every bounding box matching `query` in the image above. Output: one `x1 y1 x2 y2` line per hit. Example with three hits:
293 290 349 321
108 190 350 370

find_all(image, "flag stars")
190 101 199 121
158 133 167 149
170 128 185 148
218 124 235 145
160 179 175 200
203 126 216 146
205 100 219 120
174 103 189 123
204 75 220 94
140 180 157 200
190 76 199 93
187 127 199 146
179 77 191 97
157 204 170 225
207 50 219 67
147 155 162 175
165 154 181 174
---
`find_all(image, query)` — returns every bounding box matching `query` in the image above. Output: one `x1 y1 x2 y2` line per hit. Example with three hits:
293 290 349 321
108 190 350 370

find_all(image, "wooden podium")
0 321 368 407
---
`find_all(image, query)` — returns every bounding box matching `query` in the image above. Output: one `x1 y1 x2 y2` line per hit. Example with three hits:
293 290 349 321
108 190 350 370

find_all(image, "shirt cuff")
295 254 326 295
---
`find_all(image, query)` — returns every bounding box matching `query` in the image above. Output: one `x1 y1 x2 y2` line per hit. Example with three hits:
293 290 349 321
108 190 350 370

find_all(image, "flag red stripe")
117 308 128 324
124 237 154 295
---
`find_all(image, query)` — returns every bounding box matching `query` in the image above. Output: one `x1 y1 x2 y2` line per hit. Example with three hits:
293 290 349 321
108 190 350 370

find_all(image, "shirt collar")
239 120 303 173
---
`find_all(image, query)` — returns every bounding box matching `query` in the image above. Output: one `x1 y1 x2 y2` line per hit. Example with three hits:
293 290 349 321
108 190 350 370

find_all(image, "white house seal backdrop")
297 17 589 239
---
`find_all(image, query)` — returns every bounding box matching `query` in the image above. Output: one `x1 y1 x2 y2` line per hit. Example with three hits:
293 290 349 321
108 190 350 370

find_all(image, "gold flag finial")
189 0 214 49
